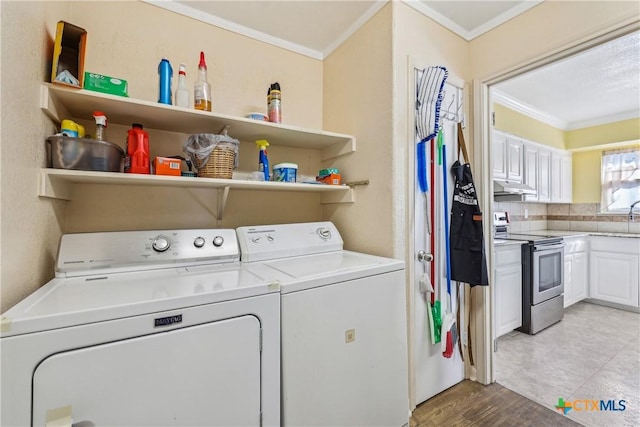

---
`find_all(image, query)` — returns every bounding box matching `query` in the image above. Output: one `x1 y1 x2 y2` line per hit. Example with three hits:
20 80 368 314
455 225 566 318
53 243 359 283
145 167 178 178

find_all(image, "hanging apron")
449 123 489 287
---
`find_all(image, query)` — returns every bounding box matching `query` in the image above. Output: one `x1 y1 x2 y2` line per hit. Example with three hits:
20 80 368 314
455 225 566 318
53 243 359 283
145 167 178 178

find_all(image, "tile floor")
495 301 640 427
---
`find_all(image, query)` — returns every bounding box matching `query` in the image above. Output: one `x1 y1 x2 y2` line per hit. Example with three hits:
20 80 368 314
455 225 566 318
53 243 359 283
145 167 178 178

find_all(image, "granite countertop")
524 230 640 239
493 230 640 247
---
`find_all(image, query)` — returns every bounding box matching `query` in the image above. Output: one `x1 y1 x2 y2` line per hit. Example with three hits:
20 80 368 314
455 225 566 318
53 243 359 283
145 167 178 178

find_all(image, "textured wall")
1 1 70 312
322 4 394 257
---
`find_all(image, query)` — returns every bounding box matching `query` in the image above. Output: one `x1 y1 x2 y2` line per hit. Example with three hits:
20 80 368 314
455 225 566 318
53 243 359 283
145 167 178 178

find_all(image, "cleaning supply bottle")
93 111 107 140
268 82 281 123
194 51 212 111
175 63 189 108
255 139 270 181
125 123 150 174
158 58 173 105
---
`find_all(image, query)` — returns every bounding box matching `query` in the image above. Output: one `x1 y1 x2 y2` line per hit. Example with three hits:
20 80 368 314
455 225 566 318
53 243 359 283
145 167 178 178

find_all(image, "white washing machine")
237 222 409 427
0 229 281 427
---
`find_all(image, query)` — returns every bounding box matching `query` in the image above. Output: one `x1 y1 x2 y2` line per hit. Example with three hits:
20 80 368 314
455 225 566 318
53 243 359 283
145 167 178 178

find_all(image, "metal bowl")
47 136 124 172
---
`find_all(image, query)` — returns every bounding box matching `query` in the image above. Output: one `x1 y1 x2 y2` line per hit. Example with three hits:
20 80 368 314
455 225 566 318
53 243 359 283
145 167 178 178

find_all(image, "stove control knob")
194 237 205 248
152 236 171 252
213 236 224 247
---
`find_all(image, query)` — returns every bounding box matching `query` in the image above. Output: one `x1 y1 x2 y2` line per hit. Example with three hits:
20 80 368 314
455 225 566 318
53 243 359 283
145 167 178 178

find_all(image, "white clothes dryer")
237 222 409 427
1 229 281 427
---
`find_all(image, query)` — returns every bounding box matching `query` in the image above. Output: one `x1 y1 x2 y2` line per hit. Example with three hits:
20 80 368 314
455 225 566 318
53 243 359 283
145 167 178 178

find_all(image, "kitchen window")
601 147 640 212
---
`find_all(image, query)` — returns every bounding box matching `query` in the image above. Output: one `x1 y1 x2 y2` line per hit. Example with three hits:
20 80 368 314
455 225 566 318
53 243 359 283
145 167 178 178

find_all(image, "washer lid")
1 263 283 337
265 250 404 293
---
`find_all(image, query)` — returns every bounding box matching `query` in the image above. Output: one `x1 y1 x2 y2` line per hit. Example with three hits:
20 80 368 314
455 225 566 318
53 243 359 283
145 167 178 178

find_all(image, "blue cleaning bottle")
255 139 270 181
158 58 173 105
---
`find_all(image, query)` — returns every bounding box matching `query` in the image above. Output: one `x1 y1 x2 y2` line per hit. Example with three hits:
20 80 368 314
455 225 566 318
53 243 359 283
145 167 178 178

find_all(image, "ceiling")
144 0 640 129
494 31 640 130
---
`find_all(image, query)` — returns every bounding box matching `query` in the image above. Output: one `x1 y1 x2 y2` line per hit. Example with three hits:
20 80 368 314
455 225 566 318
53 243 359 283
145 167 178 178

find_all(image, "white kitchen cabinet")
494 244 523 337
523 143 539 202
563 236 588 308
551 152 572 203
589 237 640 308
537 149 551 203
492 131 523 183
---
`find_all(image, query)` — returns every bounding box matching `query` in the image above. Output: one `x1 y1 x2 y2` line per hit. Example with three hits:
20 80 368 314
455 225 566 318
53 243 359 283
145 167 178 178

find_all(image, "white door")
413 107 464 405
32 316 261 427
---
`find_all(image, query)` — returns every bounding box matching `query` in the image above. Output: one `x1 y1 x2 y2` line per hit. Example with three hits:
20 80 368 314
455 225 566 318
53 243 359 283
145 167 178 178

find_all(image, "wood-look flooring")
411 380 582 427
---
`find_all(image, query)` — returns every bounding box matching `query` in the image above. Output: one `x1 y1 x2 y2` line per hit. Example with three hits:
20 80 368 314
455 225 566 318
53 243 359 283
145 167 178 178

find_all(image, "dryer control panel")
56 229 239 277
236 222 343 262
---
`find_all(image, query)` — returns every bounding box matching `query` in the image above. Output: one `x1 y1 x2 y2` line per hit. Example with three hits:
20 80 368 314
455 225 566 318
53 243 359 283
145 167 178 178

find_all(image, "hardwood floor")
411 380 582 426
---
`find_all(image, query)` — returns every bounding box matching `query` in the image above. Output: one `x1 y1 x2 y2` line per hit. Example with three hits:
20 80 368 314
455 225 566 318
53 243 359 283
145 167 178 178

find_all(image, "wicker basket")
195 146 235 179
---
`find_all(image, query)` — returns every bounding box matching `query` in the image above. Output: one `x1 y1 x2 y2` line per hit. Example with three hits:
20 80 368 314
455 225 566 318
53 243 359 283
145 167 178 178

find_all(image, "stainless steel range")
494 212 565 334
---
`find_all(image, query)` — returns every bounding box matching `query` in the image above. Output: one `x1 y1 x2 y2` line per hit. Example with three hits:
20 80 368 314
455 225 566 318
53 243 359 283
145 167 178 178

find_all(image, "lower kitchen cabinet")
494 244 523 338
563 237 588 308
589 237 640 308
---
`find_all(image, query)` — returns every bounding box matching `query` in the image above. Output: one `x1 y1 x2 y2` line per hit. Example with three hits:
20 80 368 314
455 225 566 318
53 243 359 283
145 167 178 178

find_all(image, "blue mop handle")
417 141 428 193
441 131 452 297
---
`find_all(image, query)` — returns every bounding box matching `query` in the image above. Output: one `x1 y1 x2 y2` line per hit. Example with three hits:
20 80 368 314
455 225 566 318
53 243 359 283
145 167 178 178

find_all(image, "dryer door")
32 315 261 427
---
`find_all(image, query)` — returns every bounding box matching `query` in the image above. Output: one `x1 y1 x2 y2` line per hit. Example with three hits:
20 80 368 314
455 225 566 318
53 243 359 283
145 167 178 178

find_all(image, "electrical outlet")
524 208 529 219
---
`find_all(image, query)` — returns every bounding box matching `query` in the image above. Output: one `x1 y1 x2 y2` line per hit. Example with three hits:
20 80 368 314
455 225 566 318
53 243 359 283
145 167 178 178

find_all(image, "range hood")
494 179 536 201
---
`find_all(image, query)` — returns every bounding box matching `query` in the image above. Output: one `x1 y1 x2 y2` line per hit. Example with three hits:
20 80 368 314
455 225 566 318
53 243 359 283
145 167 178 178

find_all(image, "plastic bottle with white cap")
174 64 190 108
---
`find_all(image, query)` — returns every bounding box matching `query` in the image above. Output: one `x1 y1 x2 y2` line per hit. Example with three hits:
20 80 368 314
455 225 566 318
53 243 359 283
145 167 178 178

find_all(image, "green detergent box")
84 72 129 97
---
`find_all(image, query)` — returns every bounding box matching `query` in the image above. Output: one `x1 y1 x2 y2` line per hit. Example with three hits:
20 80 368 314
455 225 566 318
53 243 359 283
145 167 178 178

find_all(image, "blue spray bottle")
256 139 270 181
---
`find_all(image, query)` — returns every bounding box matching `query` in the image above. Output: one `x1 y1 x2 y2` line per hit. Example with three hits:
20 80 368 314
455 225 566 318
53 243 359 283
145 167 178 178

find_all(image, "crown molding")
402 0 471 40
492 89 568 130
323 1 388 58
141 0 324 60
466 1 543 40
402 0 543 41
566 110 640 130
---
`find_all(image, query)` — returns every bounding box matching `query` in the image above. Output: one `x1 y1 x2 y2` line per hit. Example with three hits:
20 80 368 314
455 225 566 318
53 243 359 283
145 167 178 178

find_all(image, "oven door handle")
534 242 565 252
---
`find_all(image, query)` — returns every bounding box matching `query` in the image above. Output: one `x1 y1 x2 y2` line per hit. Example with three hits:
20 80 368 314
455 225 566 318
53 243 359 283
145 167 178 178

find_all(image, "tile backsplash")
493 202 640 234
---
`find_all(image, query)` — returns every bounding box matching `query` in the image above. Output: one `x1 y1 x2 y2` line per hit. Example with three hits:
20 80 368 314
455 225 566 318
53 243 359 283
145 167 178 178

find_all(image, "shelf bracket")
321 137 356 161
40 84 69 125
39 170 72 200
216 186 230 224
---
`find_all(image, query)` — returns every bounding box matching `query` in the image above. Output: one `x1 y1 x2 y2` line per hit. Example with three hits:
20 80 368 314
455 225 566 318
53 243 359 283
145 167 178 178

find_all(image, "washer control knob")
213 236 224 247
152 236 171 252
251 237 261 243
194 237 205 248
317 228 331 240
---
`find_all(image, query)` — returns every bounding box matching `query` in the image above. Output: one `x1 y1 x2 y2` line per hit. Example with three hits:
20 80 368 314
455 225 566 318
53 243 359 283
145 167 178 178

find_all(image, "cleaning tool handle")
441 131 452 297
417 141 428 193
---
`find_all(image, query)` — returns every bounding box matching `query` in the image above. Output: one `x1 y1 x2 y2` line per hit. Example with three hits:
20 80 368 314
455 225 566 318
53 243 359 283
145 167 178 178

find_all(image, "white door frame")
474 19 640 385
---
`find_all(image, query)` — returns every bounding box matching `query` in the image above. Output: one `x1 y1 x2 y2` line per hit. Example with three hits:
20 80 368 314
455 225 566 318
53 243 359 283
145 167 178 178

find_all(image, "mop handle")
441 131 452 298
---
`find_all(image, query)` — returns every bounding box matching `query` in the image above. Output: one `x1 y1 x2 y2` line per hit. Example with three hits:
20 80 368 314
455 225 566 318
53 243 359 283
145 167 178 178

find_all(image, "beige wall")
1 0 330 312
470 1 640 80
1 1 70 313
322 3 394 257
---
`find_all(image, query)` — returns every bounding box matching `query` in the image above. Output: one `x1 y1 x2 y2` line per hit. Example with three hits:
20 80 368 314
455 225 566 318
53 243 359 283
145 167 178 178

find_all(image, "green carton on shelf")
84 72 129 97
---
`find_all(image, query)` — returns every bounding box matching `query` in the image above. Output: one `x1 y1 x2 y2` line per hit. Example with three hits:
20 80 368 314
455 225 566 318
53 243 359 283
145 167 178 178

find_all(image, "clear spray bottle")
194 52 212 111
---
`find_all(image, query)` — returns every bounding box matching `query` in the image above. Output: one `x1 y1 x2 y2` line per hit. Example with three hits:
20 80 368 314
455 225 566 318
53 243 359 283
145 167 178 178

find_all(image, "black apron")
449 135 489 287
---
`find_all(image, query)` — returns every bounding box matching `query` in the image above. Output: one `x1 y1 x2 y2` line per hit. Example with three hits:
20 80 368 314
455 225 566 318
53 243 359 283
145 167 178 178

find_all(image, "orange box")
317 173 341 185
154 157 181 176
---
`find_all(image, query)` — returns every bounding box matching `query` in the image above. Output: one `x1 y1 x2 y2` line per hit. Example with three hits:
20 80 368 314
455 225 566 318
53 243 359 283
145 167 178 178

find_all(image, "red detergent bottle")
125 123 150 174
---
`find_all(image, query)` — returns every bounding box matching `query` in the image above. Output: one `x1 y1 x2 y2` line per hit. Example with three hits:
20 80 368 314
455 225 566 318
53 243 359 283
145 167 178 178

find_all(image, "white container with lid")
273 163 298 182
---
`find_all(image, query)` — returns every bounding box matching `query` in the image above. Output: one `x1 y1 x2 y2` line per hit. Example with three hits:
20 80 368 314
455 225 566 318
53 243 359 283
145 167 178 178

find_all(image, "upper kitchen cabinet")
493 130 523 183
522 141 550 203
550 151 572 203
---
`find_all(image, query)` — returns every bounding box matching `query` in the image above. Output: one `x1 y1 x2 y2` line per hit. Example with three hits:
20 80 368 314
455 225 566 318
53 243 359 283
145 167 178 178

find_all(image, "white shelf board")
40 83 355 160
39 169 354 205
